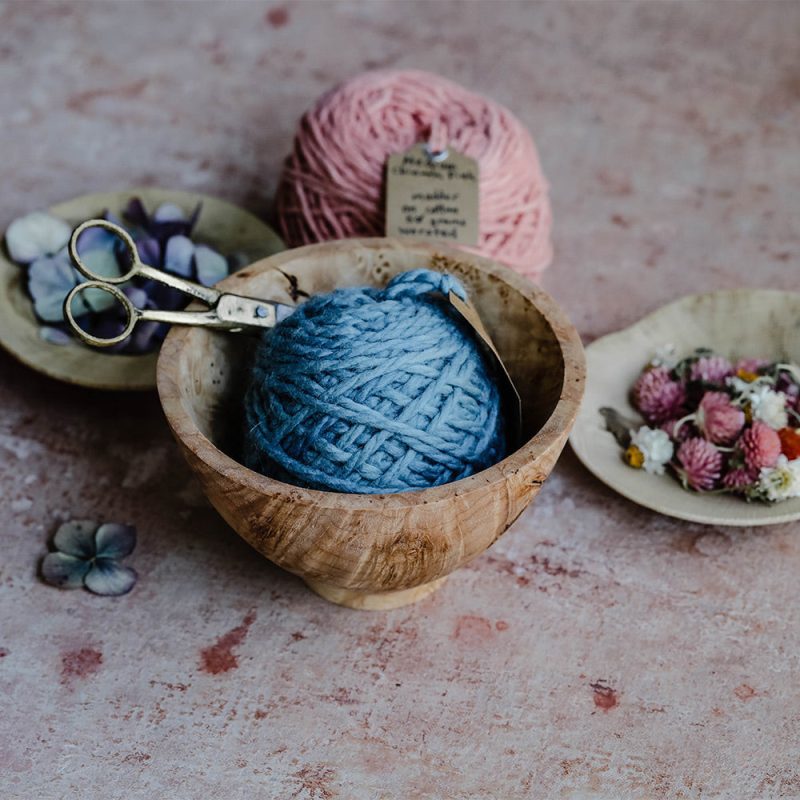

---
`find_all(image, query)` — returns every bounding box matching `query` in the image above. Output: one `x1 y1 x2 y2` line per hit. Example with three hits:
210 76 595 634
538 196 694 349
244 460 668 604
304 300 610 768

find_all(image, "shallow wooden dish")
570 289 800 526
0 188 284 390
157 239 585 609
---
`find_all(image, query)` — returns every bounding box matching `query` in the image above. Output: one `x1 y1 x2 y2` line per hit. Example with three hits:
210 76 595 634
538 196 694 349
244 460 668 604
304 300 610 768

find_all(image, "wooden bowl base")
304 576 447 610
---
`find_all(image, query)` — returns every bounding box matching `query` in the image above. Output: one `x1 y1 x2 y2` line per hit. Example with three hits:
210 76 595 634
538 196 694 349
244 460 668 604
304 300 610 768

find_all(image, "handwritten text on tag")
386 145 479 247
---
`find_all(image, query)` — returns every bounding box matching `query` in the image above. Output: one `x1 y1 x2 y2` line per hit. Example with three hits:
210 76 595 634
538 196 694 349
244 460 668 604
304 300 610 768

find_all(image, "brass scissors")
64 219 294 348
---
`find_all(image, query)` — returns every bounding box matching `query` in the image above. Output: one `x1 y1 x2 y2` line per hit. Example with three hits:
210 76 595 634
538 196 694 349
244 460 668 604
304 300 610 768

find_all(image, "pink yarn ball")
275 70 553 279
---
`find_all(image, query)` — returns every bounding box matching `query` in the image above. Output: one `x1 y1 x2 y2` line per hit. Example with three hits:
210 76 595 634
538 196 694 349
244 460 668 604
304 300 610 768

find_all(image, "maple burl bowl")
157 239 585 610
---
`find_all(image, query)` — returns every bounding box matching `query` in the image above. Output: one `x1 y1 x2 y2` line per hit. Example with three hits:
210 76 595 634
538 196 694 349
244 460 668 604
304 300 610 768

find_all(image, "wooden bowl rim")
157 238 586 510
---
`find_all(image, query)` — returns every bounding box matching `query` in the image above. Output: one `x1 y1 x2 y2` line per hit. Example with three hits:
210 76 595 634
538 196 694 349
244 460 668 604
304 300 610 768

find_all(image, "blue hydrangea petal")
39 326 72 346
75 224 120 254
6 211 72 264
54 519 97 558
41 552 91 589
195 245 228 287
95 523 136 559
80 247 123 279
103 209 127 229
27 249 80 322
153 203 186 223
164 235 194 277
84 558 137 596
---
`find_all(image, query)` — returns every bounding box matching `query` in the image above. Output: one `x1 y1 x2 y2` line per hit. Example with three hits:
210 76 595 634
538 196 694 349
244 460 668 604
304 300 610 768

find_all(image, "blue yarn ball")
243 269 505 493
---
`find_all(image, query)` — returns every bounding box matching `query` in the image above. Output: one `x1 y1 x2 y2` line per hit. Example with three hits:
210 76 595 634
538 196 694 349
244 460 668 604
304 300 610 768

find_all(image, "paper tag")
447 290 522 449
386 144 479 246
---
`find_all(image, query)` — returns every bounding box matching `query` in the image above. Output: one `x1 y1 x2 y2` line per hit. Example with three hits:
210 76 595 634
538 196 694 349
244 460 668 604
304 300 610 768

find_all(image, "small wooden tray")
0 188 284 391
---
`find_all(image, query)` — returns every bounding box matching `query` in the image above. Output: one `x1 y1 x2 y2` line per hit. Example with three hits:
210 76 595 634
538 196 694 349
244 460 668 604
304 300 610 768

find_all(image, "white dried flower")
758 455 800 502
630 426 674 475
650 344 678 369
748 386 789 429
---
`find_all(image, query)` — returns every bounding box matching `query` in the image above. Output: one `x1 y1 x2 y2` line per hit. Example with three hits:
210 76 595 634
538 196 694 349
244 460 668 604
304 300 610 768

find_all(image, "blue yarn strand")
243 269 505 494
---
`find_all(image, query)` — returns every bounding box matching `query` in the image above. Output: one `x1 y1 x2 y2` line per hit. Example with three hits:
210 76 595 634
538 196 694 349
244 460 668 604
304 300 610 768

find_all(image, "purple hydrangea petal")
153 203 186 223
27 249 80 322
84 558 137 596
123 197 150 228
123 286 149 308
5 211 72 264
41 552 91 589
95 523 136 559
186 202 202 234
129 320 166 353
164 235 195 277
85 315 130 353
53 519 97 558
135 236 161 268
39 326 72 346
151 283 184 311
194 244 228 287
103 209 124 227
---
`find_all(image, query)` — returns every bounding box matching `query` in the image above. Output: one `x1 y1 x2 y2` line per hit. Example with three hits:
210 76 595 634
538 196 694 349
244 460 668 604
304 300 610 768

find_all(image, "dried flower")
695 391 745 445
735 357 768 376
690 355 733 385
747 386 789 430
723 466 757 494
757 455 800 502
660 417 692 441
676 437 722 491
616 348 800 504
632 366 686 424
650 344 678 369
41 520 137 596
740 421 782 472
6 198 231 355
5 211 71 264
778 428 800 461
627 426 674 475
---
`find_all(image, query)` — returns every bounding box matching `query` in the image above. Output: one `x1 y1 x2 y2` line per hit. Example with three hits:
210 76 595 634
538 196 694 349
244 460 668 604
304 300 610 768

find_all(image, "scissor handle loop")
68 219 140 284
63 281 138 347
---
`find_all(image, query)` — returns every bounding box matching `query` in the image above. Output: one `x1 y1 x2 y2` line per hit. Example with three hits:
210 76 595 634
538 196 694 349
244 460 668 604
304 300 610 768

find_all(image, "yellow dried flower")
736 368 759 383
624 445 645 469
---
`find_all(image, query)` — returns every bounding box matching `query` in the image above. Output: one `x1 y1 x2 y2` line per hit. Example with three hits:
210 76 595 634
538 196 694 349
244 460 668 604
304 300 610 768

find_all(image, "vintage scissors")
64 219 294 347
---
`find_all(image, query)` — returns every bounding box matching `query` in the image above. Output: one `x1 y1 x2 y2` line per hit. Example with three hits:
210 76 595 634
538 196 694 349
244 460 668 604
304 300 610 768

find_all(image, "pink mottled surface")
1 2 799 798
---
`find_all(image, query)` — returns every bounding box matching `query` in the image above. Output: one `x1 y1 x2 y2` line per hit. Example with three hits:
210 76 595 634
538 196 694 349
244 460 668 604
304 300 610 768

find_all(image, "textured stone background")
1 1 799 798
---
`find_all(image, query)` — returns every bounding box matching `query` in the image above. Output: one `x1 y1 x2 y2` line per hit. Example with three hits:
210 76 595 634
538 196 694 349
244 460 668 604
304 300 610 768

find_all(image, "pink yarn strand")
275 70 553 280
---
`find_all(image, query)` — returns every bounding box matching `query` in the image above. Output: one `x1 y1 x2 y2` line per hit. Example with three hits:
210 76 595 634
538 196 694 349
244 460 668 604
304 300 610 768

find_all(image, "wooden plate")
570 289 800 527
0 188 284 391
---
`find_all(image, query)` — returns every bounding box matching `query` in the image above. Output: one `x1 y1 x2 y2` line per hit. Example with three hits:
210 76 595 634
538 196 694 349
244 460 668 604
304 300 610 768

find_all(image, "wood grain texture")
0 188 284 390
157 239 585 607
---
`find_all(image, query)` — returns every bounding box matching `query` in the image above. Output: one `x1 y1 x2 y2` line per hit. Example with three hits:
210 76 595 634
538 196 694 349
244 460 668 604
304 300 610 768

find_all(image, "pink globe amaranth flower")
740 421 782 471
632 367 686 424
690 355 734 385
723 466 757 494
696 391 745 445
676 437 723 491
735 357 768 374
661 417 694 442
